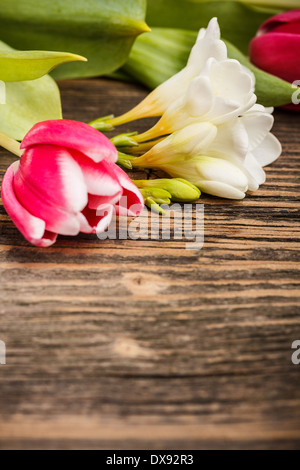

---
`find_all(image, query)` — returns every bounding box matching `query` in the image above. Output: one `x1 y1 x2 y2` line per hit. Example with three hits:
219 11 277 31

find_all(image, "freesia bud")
138 187 171 214
111 132 139 148
1 120 144 247
250 10 300 111
89 115 115 132
135 178 201 202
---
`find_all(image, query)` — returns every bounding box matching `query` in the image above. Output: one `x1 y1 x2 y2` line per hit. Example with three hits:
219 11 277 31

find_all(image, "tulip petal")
14 145 88 236
107 162 144 216
269 21 300 35
80 204 114 234
1 163 57 247
21 120 118 163
70 150 122 199
252 133 282 167
259 10 300 35
250 33 300 83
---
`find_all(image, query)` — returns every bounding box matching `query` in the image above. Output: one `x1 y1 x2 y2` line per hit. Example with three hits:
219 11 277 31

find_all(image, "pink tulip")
1 120 144 247
250 10 300 110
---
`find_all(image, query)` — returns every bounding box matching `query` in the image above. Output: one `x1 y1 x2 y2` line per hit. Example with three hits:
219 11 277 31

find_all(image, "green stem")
0 132 22 157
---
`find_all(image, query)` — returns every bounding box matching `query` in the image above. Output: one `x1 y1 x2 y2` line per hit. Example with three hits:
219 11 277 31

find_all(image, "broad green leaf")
146 0 276 54
0 42 86 82
0 41 62 140
0 0 149 80
123 28 300 108
0 77 62 141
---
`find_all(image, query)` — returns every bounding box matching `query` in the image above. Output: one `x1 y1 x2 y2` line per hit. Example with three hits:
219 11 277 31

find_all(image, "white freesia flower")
134 57 256 143
203 104 282 190
108 18 227 126
131 104 281 199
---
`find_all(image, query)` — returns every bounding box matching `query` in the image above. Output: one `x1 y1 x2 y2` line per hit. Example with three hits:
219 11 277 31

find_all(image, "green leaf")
0 77 62 141
0 0 150 80
123 28 299 108
0 41 62 140
146 0 276 55
0 41 86 82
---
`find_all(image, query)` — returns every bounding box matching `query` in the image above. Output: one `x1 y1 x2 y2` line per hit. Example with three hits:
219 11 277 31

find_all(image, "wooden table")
0 79 299 450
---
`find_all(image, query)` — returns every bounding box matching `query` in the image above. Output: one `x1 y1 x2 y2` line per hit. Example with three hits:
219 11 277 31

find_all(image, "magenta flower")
1 120 144 247
250 10 300 85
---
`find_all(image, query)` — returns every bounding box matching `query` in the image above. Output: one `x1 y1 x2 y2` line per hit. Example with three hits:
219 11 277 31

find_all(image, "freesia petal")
248 104 274 115
186 59 256 124
14 145 88 236
244 153 266 187
184 76 214 117
21 120 118 163
188 18 227 68
207 59 256 122
1 163 57 247
206 119 249 163
211 60 255 100
199 17 221 41
197 181 246 200
194 156 249 191
252 133 282 167
241 108 274 151
175 122 218 157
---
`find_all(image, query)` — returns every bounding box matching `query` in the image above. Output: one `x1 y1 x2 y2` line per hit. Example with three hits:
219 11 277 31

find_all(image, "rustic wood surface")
0 78 299 450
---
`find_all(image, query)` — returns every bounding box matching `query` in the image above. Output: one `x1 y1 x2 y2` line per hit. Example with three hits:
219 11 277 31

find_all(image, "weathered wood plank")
0 79 299 450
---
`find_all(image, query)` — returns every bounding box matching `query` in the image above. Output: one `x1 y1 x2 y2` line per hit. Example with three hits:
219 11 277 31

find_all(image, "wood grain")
0 79 299 450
